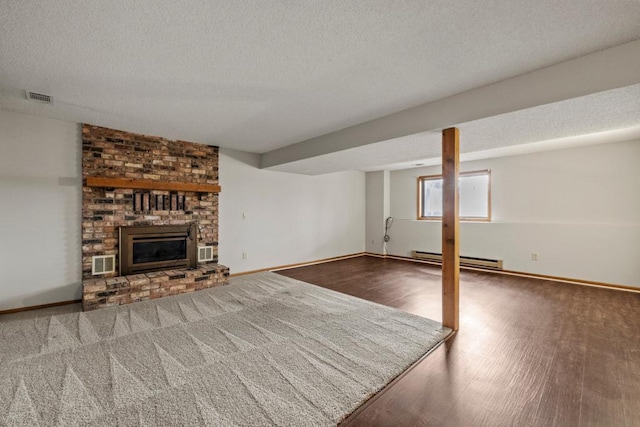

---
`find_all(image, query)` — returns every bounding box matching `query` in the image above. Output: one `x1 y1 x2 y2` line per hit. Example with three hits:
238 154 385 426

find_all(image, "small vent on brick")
92 255 116 275
26 91 53 104
198 246 214 262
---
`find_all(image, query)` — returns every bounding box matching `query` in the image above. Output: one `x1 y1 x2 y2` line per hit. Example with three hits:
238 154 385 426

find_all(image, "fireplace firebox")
119 224 197 275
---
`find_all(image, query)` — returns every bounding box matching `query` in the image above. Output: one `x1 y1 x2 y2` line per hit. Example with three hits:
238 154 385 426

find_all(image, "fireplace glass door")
119 224 197 275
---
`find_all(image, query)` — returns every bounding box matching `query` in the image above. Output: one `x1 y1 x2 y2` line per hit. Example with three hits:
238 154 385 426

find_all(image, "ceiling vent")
26 91 52 104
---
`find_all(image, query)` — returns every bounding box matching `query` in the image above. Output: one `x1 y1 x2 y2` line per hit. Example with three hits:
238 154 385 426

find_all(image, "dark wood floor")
276 256 640 427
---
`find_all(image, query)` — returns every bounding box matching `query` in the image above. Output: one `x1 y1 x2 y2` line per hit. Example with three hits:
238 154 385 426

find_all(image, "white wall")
365 171 386 254
0 113 366 310
0 110 82 310
219 148 365 273
387 140 640 287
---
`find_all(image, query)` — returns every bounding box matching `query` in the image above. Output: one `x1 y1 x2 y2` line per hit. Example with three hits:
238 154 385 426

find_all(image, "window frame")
417 169 491 222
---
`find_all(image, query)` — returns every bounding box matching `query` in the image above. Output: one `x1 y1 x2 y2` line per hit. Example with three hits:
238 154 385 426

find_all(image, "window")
418 169 491 221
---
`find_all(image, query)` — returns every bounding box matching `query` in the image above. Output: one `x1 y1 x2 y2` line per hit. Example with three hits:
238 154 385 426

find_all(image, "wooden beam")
442 127 460 331
85 177 221 193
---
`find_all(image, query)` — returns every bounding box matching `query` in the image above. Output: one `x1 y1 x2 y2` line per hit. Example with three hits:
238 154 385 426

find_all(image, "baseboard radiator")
411 250 504 270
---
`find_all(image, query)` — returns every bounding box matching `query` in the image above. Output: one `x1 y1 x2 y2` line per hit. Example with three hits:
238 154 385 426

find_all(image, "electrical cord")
383 217 392 256
383 217 393 242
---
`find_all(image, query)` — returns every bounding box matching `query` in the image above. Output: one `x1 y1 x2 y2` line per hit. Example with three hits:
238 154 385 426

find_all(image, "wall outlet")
531 253 538 261
242 252 247 259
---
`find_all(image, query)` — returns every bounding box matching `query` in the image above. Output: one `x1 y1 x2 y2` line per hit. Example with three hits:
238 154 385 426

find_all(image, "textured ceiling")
1 1 640 172
269 84 640 174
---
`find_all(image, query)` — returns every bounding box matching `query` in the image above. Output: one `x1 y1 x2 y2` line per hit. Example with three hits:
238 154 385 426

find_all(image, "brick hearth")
82 264 230 311
81 124 228 310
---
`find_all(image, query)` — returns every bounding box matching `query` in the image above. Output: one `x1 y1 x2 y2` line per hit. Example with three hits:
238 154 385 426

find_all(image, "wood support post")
442 127 460 331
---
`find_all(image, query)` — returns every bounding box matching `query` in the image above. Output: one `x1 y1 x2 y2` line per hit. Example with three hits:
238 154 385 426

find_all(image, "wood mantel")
85 177 221 193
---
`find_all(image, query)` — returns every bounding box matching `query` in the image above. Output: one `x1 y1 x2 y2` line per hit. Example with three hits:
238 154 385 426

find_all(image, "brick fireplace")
81 124 228 310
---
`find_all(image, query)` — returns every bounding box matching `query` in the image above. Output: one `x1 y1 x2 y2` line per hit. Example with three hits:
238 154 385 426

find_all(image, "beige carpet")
0 272 450 426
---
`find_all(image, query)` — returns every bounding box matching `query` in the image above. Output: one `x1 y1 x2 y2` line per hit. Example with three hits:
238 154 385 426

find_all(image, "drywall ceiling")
269 83 640 174
1 1 640 173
